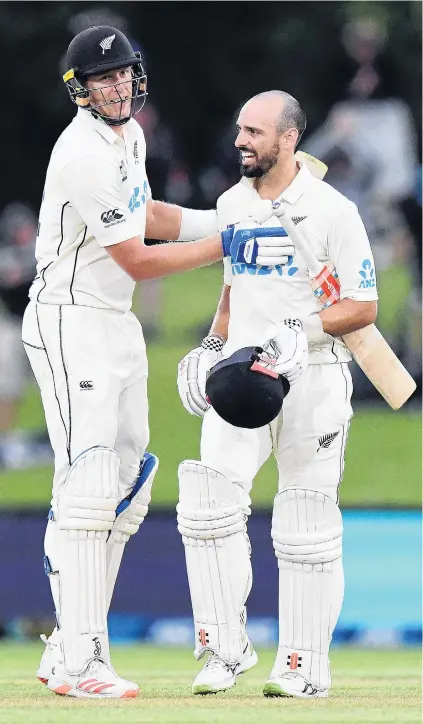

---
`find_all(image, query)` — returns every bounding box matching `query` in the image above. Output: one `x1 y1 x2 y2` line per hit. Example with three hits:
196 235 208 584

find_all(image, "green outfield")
0 644 420 723
0 264 421 508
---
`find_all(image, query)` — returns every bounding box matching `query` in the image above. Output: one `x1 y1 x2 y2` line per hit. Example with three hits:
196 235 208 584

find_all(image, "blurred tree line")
0 1 420 210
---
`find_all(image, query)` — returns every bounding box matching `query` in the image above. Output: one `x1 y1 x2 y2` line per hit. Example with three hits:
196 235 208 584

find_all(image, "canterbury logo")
101 209 123 225
79 380 93 390
99 34 115 54
317 431 339 451
291 215 307 225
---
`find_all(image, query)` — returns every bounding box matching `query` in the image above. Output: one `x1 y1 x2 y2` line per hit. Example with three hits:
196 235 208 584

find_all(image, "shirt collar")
240 161 313 204
75 108 121 145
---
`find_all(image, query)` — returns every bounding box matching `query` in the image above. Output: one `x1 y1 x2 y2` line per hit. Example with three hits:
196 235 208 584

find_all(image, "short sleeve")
328 201 378 301
60 156 141 247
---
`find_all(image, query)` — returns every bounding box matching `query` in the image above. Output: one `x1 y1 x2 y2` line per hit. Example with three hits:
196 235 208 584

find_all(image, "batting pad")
47 446 120 674
271 488 344 690
106 452 159 611
177 461 252 664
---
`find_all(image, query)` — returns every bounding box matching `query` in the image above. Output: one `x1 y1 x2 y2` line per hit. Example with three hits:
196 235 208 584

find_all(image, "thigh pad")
272 487 342 564
56 446 119 532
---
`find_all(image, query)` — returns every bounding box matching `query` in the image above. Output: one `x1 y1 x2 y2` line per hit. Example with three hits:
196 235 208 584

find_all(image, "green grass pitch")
0 644 420 723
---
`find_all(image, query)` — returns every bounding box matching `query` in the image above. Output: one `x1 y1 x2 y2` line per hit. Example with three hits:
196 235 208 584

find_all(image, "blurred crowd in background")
0 2 421 469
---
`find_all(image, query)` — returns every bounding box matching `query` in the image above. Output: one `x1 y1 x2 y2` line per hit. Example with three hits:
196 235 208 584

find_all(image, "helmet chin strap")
89 105 132 127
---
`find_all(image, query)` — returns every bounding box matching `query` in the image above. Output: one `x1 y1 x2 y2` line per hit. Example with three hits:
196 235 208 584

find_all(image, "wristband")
178 208 219 241
300 314 326 344
201 334 225 352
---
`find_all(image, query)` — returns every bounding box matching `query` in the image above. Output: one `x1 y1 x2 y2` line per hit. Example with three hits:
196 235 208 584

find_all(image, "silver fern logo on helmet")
99 34 116 54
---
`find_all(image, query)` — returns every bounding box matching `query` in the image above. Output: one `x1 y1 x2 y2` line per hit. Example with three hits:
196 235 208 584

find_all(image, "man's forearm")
319 298 378 337
132 235 222 281
209 284 231 340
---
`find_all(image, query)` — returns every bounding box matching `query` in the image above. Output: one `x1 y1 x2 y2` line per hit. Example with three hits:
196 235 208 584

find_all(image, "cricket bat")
283 152 417 410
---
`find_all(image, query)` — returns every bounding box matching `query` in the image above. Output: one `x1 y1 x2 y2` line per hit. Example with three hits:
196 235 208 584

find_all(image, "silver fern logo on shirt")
317 431 340 452
99 34 116 54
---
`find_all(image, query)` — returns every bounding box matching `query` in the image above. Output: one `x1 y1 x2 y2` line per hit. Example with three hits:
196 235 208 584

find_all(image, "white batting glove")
177 335 224 417
259 319 308 386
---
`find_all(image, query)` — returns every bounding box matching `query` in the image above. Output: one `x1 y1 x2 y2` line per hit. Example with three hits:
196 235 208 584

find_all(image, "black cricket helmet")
205 347 290 429
63 26 147 126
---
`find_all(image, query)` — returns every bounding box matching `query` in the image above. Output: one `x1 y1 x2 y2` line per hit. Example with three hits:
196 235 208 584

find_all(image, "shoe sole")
263 682 291 698
48 677 139 699
263 681 328 699
192 651 258 695
50 685 139 699
192 684 228 695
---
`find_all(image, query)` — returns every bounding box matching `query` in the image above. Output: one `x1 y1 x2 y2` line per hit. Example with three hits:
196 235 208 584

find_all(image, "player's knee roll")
272 487 342 564
177 461 250 539
112 452 158 539
56 446 120 532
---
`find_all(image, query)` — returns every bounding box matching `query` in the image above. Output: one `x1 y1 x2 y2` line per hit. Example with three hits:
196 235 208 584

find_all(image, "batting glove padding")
260 320 309 386
177 335 225 417
221 225 294 266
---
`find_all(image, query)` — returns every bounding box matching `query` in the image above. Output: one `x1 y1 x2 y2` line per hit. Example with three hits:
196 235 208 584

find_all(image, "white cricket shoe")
263 672 328 699
47 657 139 698
37 631 62 685
192 641 258 695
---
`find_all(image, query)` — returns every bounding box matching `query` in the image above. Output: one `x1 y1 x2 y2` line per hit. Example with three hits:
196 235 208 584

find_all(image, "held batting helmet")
63 26 147 126
205 347 290 429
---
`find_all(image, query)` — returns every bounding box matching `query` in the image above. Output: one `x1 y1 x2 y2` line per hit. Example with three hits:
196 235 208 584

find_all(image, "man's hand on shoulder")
221 222 294 266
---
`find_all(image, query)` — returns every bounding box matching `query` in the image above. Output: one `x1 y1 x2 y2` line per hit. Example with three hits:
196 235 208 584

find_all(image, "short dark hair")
253 90 307 146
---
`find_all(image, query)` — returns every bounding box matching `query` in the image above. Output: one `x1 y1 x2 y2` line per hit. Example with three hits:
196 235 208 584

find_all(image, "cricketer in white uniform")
22 29 294 700
177 91 378 698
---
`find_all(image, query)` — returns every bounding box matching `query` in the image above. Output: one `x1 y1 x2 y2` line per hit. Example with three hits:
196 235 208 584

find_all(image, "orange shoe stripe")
79 678 97 689
80 681 107 691
91 683 115 694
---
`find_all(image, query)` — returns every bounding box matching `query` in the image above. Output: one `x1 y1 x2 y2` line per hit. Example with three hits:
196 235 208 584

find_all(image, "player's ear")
283 128 299 149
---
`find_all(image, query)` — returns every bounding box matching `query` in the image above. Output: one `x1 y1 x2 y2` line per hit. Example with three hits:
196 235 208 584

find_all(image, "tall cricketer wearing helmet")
25 25 296 699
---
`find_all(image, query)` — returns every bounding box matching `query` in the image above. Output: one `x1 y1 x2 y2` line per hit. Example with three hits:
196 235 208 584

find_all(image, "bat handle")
312 263 341 308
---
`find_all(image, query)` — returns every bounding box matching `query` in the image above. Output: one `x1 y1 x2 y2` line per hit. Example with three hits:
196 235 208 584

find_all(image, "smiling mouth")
240 151 256 164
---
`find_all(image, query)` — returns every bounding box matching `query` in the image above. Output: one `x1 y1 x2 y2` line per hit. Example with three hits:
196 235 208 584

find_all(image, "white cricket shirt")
29 109 150 312
217 162 378 364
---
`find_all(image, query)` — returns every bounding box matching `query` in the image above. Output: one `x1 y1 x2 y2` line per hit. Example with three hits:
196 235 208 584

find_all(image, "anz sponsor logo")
358 258 376 289
128 180 148 213
232 256 299 277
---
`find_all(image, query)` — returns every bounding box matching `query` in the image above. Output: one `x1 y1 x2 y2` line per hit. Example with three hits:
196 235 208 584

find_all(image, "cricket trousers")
201 362 353 504
22 300 149 509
